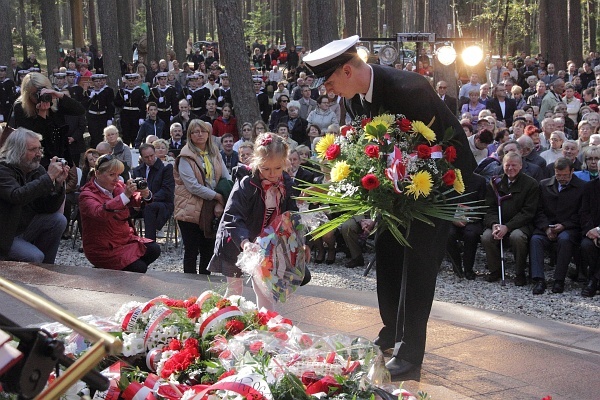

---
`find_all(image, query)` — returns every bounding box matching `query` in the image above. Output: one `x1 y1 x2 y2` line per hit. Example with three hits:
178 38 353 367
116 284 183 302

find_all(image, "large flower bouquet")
27 291 431 400
301 114 473 246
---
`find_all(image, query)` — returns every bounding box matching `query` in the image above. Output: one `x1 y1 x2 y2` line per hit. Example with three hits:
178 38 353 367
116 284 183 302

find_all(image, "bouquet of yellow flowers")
300 113 472 246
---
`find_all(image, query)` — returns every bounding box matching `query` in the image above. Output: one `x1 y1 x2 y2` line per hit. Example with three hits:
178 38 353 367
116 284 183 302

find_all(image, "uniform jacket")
149 85 179 116
83 86 115 119
79 179 152 269
0 162 65 257
533 175 585 235
483 172 540 235
114 86 146 121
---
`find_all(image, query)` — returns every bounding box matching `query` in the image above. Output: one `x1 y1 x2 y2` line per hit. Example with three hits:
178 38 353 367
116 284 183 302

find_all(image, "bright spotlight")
356 46 370 63
462 45 484 67
436 45 457 66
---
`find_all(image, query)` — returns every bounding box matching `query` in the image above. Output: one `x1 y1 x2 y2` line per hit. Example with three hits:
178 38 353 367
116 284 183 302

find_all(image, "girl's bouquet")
301 114 477 246
236 211 307 303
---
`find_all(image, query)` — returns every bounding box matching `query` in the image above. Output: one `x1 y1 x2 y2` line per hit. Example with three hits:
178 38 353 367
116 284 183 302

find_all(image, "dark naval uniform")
180 86 209 115
115 86 146 146
67 84 85 103
83 85 115 148
149 85 178 139
214 86 233 110
0 77 15 122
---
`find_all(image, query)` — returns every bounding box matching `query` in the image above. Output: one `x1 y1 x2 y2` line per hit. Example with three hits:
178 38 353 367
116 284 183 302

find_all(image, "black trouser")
142 202 173 241
375 219 450 365
123 241 161 273
87 114 109 148
120 110 140 147
178 220 215 274
446 222 483 271
157 111 172 139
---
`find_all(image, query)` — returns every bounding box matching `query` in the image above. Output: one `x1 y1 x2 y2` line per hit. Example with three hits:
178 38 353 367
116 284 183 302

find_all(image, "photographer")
78 154 160 273
12 72 85 167
0 128 68 263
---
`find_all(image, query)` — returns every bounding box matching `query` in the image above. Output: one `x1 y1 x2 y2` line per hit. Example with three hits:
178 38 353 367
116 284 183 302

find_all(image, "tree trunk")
316 1 338 45
498 0 510 58
588 0 597 53
146 0 156 63
539 0 568 69
117 0 132 62
151 0 168 61
182 0 190 45
98 0 120 88
415 0 426 32
88 0 98 52
568 0 582 65
61 1 71 40
385 0 402 36
280 0 294 47
523 0 531 56
215 0 261 126
171 0 187 62
360 0 377 37
40 0 61 72
343 0 357 38
430 0 457 106
19 0 28 61
0 0 14 66
69 0 84 50
302 0 309 48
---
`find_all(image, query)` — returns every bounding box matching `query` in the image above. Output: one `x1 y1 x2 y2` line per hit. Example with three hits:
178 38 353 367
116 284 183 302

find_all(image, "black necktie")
361 97 371 117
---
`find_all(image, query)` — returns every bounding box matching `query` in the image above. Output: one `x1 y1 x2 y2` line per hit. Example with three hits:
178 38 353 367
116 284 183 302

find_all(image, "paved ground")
1 261 599 399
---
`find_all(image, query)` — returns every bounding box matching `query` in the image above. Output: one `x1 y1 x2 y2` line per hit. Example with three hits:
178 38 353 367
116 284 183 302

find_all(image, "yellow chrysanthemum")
371 114 395 129
315 134 336 159
406 170 433 199
453 169 465 194
330 161 351 182
411 120 436 143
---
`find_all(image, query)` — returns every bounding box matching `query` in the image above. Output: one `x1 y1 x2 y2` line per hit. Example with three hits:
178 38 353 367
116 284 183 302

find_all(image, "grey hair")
0 127 43 165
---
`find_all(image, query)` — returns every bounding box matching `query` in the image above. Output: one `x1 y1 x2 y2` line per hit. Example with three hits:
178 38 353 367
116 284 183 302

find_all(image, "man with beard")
0 128 69 263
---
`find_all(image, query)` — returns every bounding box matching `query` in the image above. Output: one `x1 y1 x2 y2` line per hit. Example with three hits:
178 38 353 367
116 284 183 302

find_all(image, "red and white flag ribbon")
198 306 243 338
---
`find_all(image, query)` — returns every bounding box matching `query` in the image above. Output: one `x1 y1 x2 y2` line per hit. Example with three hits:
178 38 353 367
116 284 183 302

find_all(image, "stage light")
356 46 370 63
436 45 457 66
462 45 484 66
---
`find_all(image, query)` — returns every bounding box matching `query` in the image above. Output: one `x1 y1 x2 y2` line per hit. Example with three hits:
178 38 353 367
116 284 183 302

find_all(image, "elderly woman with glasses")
78 154 160 273
306 94 338 132
575 146 600 181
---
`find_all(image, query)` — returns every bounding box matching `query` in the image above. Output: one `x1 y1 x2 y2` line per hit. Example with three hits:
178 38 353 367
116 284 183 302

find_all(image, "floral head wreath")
260 134 273 147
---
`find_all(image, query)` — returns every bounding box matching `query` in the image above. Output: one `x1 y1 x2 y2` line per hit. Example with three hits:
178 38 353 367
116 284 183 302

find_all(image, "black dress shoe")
385 357 421 378
551 280 565 294
532 280 546 295
373 336 394 352
581 278 598 298
485 270 501 282
345 255 364 268
464 268 476 280
514 274 527 287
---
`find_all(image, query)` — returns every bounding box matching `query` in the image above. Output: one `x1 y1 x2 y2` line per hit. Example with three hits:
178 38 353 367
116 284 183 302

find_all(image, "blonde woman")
173 119 231 274
104 125 132 179
152 138 175 165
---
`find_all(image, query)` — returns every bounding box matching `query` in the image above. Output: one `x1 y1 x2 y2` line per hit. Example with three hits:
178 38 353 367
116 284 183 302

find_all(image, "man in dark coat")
530 158 585 294
304 36 477 377
131 143 175 241
579 172 600 298
486 83 517 127
436 80 458 116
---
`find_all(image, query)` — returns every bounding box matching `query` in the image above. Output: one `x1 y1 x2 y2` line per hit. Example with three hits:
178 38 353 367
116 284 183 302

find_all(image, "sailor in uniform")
115 73 147 146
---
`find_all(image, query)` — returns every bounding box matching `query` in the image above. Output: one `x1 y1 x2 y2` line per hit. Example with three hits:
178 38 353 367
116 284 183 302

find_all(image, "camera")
56 158 67 166
132 177 148 190
36 89 53 103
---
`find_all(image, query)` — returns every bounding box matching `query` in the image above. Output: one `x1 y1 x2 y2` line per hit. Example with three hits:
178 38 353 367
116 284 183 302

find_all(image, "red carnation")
186 304 201 319
417 144 431 159
361 174 380 190
301 371 320 386
361 118 372 128
364 144 380 158
306 376 342 396
444 146 457 162
325 144 341 160
340 125 354 137
225 319 245 335
184 337 199 350
397 118 412 132
168 339 182 351
442 170 456 186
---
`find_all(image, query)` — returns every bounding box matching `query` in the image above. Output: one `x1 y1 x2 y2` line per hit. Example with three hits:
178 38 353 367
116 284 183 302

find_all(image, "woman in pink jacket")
79 155 161 273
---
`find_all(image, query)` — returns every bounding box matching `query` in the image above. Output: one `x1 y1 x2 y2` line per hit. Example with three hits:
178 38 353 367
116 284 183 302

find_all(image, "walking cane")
490 176 513 286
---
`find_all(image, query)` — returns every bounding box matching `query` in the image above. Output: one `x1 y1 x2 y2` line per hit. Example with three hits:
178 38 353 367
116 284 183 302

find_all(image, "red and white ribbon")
190 372 273 400
143 306 172 348
430 145 443 158
198 306 243 338
146 348 162 372
195 290 216 309
121 381 156 400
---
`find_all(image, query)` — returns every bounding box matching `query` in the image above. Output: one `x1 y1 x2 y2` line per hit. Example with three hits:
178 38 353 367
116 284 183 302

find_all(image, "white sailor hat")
156 72 168 78
18 70 29 75
220 72 228 78
66 70 77 77
303 35 360 81
186 74 198 80
252 75 263 83
0 66 6 71
29 67 41 72
125 73 140 79
91 74 104 80
54 72 66 78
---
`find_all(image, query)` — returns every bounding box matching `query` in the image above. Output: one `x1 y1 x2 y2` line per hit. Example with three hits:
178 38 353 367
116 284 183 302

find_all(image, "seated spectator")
232 122 253 153
295 144 312 167
212 103 238 141
282 100 309 146
220 133 239 174
525 123 547 152
306 95 337 132
131 143 175 241
461 120 474 137
488 128 510 155
576 120 592 154
512 85 527 110
530 158 585 294
481 151 540 285
231 142 253 184
574 146 600 181
136 102 165 148
153 139 175 165
79 154 160 273
171 99 200 135
475 140 518 184
468 129 494 164
0 128 68 263
168 123 186 157
540 131 566 165
580 169 600 297
510 118 526 140
461 89 486 131
199 97 221 124
545 140 582 177
269 95 289 131
104 125 132 181
96 141 111 156
276 123 298 150
287 148 314 198
516 135 547 181
340 216 375 269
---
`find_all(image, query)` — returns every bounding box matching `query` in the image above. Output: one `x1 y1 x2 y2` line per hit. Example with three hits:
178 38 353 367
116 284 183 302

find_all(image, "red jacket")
212 116 239 141
79 178 152 270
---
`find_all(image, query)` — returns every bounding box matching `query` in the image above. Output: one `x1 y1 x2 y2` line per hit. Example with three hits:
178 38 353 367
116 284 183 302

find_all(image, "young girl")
208 132 310 310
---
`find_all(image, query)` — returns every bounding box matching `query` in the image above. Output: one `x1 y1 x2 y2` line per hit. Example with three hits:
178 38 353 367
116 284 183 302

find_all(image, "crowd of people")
1 40 600 303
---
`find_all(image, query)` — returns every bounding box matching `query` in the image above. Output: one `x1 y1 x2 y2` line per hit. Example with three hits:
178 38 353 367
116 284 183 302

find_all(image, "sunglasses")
280 99 289 103
438 86 447 89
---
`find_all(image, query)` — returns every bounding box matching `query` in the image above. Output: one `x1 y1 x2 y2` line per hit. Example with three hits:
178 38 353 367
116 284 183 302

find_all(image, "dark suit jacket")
494 160 545 182
580 178 600 235
171 112 200 134
256 91 270 123
486 97 517 126
131 158 175 209
441 95 458 116
545 158 583 178
278 116 309 146
533 175 585 235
